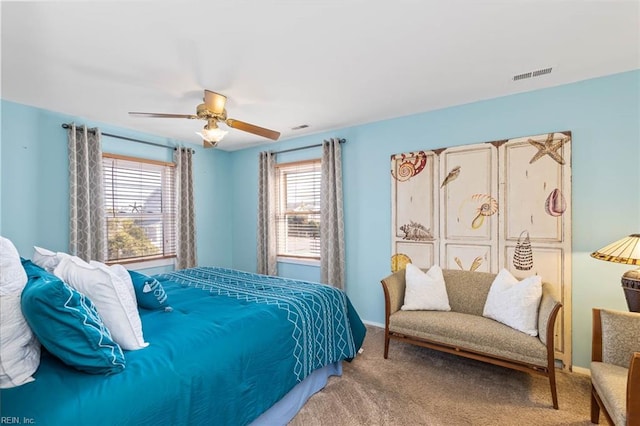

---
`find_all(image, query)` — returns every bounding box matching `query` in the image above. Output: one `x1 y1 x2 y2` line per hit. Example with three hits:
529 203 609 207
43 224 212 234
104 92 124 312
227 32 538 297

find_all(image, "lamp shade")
196 120 228 144
591 234 640 265
198 127 227 142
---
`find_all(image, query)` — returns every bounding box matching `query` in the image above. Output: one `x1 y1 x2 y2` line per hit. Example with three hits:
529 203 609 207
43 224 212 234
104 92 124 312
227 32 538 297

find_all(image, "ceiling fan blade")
226 119 281 141
204 90 227 115
129 112 198 119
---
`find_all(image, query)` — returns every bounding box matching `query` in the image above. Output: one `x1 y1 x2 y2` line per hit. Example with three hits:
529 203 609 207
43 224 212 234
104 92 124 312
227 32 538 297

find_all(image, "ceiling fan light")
195 129 227 143
197 122 228 143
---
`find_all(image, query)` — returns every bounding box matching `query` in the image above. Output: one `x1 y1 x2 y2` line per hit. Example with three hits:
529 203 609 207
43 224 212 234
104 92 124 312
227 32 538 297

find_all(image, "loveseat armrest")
628 352 640 425
381 269 406 319
537 284 562 347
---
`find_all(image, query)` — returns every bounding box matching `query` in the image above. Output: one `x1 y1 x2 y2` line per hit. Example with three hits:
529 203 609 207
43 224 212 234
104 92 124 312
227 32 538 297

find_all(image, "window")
275 160 321 259
103 153 176 263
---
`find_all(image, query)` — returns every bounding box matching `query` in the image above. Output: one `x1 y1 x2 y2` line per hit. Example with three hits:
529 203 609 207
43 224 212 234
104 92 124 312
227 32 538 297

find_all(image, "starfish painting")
528 133 570 165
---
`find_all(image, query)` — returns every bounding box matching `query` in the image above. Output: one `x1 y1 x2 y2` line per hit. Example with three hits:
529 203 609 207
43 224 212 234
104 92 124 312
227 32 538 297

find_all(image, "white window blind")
103 154 176 262
275 160 322 259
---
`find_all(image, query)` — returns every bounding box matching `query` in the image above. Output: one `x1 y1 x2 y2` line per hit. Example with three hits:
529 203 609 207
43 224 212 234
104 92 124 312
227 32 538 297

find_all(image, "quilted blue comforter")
1 267 366 426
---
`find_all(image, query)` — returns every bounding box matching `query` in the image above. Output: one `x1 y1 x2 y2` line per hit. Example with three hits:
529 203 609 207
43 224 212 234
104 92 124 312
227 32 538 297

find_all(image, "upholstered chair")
591 308 640 425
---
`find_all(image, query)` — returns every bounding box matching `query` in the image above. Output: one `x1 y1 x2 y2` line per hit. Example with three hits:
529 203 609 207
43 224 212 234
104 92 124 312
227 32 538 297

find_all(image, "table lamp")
591 233 640 312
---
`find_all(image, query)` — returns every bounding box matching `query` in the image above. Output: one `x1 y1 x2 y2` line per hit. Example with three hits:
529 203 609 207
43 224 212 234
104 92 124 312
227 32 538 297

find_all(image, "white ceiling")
2 1 639 151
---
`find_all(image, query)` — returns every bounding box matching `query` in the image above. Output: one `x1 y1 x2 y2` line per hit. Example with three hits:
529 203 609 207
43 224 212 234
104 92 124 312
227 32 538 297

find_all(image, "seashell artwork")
454 257 464 270
392 152 427 182
545 188 566 217
470 194 498 229
469 256 483 272
440 166 461 188
390 132 571 363
454 256 484 271
528 133 570 165
513 230 534 271
399 221 433 241
391 253 412 272
471 214 485 229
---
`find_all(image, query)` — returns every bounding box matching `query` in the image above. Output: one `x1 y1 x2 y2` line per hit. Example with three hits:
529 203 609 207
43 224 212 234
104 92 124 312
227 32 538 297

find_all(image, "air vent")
513 67 553 81
513 72 532 81
291 124 310 130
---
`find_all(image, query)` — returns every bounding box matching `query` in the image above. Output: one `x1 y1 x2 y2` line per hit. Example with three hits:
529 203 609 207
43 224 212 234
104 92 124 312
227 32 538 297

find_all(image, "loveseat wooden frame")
381 269 563 409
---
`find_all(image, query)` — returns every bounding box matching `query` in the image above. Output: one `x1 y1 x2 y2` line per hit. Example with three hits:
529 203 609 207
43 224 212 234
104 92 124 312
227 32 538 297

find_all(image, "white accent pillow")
401 264 451 311
0 236 40 388
54 256 148 350
482 269 542 336
90 262 137 307
32 246 70 273
0 295 41 388
1 237 28 296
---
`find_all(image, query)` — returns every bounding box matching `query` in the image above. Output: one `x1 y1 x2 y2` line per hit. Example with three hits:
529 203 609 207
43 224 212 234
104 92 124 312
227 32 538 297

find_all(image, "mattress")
0 266 366 425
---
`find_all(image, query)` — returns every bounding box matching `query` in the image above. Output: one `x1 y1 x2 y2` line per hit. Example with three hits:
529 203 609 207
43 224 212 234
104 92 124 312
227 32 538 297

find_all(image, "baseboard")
362 320 384 329
571 365 591 376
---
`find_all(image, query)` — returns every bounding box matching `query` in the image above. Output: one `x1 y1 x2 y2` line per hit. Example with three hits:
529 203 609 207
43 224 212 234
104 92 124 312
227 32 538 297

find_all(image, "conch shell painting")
470 194 498 229
545 188 566 217
399 221 433 241
392 151 427 182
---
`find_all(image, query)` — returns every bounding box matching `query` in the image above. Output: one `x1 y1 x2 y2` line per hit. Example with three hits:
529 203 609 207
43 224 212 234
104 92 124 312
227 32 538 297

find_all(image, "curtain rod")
60 123 189 152
270 138 346 155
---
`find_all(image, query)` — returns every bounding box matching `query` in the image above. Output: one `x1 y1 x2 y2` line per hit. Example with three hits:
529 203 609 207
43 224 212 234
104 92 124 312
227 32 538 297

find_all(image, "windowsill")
277 256 320 267
120 257 175 271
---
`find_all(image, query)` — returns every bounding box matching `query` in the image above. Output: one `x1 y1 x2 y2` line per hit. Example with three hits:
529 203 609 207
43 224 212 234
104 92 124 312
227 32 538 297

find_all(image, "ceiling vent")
513 67 553 81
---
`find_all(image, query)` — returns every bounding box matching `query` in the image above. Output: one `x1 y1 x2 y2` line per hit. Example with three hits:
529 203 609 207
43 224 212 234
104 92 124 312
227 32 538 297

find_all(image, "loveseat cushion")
389 311 547 366
601 308 640 368
590 361 627 426
442 270 495 316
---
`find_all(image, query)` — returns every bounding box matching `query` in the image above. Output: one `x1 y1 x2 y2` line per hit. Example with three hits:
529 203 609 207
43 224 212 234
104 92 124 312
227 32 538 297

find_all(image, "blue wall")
0 100 233 271
229 70 640 369
1 70 638 368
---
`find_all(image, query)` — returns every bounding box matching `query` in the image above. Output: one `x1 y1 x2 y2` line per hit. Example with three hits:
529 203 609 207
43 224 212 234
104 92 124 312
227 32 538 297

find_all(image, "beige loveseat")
381 268 562 409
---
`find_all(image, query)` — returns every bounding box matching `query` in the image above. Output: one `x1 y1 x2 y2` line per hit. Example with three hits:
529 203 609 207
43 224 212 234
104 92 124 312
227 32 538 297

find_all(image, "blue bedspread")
0 267 366 426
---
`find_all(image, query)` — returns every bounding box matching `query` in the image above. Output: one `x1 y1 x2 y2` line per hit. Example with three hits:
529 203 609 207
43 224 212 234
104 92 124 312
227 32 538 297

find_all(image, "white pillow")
32 246 70 273
0 295 41 388
0 236 40 389
1 236 28 296
482 269 542 336
54 256 148 350
401 264 451 311
90 261 137 307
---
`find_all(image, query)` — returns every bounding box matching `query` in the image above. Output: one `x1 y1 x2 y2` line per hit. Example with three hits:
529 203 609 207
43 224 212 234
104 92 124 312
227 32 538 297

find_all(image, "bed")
0 262 366 426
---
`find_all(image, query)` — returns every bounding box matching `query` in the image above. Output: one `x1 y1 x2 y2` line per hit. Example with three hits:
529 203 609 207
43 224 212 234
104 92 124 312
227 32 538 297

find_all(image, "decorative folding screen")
390 131 572 368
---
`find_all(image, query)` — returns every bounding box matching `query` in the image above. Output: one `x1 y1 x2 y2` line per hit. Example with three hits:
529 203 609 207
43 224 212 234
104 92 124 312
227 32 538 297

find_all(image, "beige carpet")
289 325 593 426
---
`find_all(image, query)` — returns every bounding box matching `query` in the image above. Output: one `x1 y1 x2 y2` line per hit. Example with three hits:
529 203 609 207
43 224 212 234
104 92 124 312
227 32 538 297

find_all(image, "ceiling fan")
129 90 281 148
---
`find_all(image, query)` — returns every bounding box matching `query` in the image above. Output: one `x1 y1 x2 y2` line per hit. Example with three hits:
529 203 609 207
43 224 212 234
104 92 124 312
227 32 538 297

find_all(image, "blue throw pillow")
127 270 169 310
20 260 126 375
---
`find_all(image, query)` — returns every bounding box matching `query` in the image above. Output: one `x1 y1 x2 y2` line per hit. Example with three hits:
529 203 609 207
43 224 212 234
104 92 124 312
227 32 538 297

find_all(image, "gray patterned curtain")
257 151 277 275
320 138 345 289
175 148 197 269
67 124 106 261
